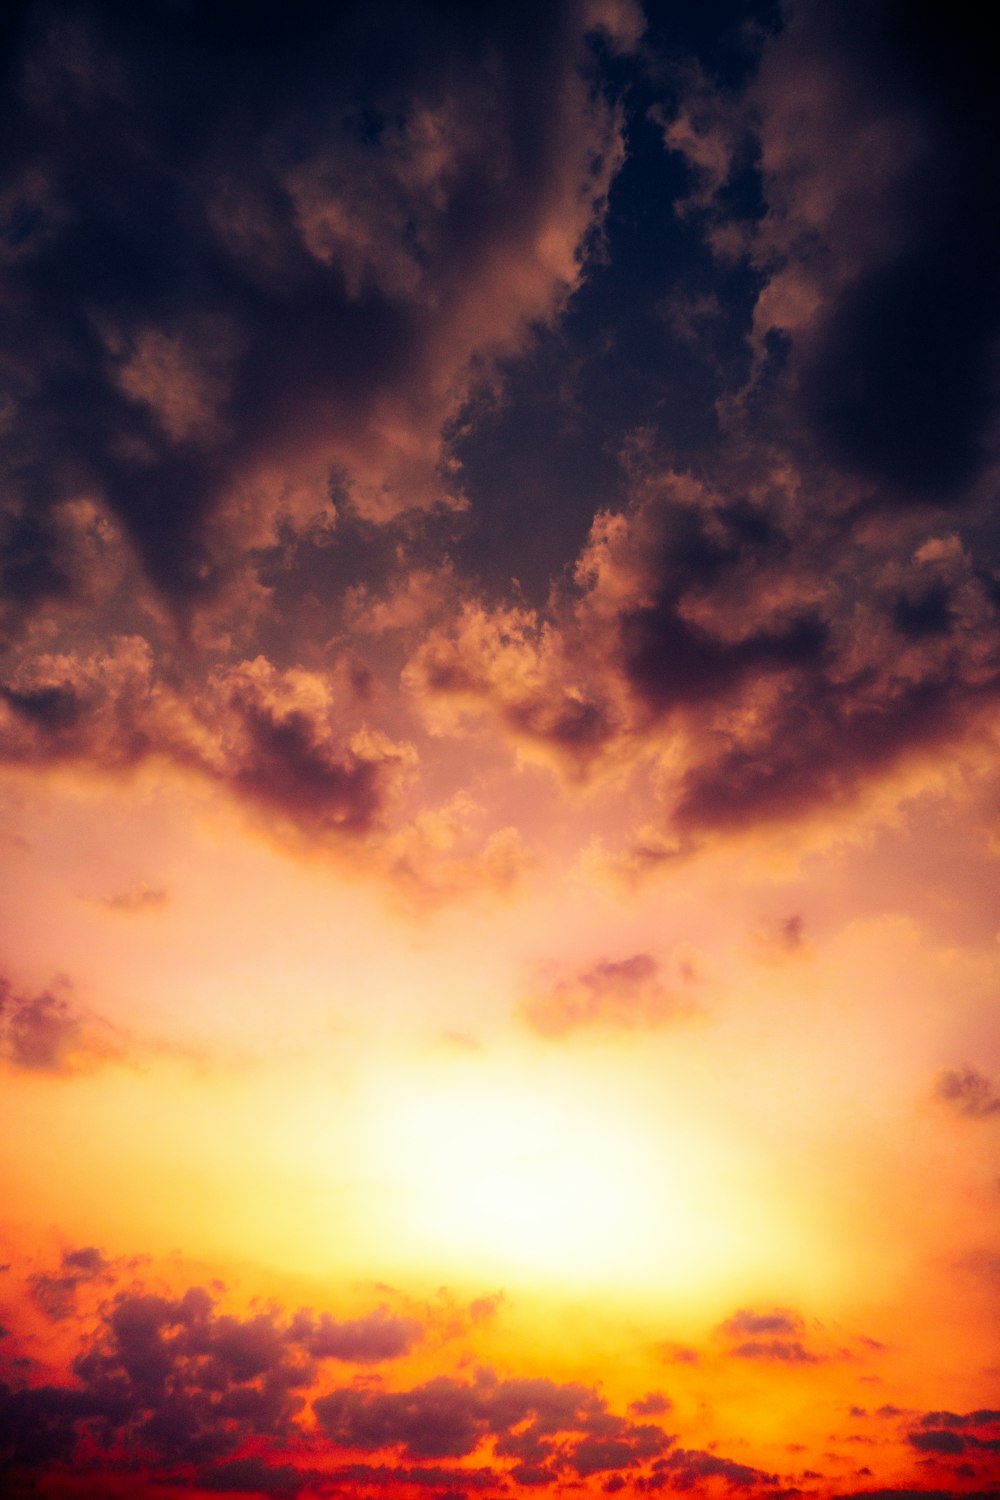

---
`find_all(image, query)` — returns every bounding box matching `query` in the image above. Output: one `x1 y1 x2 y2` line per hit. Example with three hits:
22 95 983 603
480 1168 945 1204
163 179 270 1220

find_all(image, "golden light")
359 1056 797 1301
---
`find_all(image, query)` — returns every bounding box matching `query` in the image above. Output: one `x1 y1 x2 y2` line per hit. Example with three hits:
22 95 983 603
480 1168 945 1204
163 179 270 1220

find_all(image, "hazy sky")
2 2 999 1498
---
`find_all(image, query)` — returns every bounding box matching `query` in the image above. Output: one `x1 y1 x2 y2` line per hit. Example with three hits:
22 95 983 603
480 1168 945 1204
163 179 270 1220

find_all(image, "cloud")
97 883 169 914
0 1293 687 1493
719 1310 805 1338
403 599 619 782
0 645 415 846
664 0 1000 505
402 446 1000 861
904 1409 1000 1470
217 658 415 840
28 1246 113 1320
752 913 806 962
629 1391 672 1417
2 0 999 890
314 1369 675 1475
908 1430 968 1455
0 1259 434 1484
729 1339 820 1364
918 1411 1000 1429
935 1067 1000 1120
0 975 99 1074
717 1308 824 1365
290 1307 421 1363
0 0 631 620
655 1447 777 1489
520 952 693 1037
197 1458 308 1496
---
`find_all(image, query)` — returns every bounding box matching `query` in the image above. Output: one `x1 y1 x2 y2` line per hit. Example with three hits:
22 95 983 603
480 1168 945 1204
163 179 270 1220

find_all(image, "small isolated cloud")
719 1309 804 1339
718 1307 822 1365
935 1066 1000 1119
753 913 807 961
97 883 169 914
0 971 146 1076
0 975 87 1073
520 953 693 1038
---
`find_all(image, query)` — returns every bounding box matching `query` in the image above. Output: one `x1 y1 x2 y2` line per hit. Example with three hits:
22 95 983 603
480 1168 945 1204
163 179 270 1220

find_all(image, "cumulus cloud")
0 645 414 843
0 1274 689 1494
314 1369 674 1475
0 1278 427 1480
4 0 1000 885
399 436 1000 862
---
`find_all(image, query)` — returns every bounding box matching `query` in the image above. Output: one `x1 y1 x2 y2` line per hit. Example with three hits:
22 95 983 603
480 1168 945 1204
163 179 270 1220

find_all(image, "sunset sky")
2 2 1000 1497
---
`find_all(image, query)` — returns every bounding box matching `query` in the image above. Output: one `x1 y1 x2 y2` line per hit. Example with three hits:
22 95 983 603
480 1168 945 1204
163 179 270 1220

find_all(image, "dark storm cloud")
0 0 632 617
409 446 1000 851
4 0 999 877
836 1493 1000 1500
620 596 827 714
0 1272 692 1493
314 1369 675 1472
669 0 1000 507
892 585 954 640
326 1461 499 1491
0 647 415 845
0 1279 427 1481
226 672 396 837
788 8 1000 503
197 1458 308 1496
935 1067 1000 1120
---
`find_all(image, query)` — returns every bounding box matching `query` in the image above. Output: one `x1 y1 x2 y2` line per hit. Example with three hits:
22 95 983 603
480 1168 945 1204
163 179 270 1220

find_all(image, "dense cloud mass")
3 3 1000 1497
0 1267 692 1494
0 0 996 873
0 0 633 613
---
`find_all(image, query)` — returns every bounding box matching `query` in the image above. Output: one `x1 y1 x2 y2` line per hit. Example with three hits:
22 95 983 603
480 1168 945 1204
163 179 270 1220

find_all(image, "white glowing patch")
365 1063 682 1290
402 1083 636 1275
